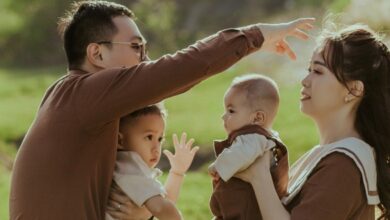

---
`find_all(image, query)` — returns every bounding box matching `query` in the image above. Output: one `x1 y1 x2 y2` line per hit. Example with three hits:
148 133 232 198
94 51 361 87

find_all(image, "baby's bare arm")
145 195 183 220
164 133 199 203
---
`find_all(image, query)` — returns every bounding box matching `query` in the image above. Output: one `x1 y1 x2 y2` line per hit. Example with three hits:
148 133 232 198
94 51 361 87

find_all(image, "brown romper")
210 124 289 220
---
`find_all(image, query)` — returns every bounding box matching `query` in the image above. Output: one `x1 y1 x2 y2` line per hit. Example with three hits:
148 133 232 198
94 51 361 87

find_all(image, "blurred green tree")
1 0 70 66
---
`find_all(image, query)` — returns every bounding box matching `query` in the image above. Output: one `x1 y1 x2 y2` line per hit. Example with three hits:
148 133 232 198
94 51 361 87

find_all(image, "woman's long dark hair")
319 24 390 219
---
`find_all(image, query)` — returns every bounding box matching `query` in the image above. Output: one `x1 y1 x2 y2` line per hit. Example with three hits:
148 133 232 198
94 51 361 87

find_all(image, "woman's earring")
344 95 352 103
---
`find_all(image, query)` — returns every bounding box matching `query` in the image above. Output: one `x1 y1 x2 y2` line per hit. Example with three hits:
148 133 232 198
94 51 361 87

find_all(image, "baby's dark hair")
120 103 167 131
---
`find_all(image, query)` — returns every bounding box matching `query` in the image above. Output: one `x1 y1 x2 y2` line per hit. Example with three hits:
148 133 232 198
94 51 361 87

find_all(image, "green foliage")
1 0 70 66
131 0 179 57
0 0 23 41
160 172 214 219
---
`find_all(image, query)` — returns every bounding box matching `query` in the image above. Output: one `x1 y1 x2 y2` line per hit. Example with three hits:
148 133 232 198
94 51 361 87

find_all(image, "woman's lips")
300 91 311 101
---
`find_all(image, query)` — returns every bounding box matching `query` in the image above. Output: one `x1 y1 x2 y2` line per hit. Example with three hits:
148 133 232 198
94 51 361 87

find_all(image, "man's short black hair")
58 1 135 69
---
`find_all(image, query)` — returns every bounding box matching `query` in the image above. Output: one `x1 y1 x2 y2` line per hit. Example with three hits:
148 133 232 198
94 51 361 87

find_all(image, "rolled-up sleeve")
215 134 274 181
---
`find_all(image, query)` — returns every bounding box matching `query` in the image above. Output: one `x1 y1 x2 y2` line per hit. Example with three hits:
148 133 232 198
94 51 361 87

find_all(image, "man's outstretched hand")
258 18 315 60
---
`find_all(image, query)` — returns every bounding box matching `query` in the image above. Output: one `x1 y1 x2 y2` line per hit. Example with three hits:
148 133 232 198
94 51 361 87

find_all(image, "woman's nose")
301 74 310 88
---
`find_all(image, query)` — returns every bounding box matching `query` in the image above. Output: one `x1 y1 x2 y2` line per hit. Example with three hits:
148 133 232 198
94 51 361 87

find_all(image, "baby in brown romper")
208 74 289 220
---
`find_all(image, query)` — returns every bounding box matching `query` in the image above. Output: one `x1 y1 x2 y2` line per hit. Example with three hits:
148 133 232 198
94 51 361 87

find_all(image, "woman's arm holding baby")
236 150 290 220
163 133 199 203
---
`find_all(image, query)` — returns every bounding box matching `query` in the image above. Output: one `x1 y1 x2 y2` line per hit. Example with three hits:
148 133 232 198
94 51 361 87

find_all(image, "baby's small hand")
208 163 220 181
164 133 199 175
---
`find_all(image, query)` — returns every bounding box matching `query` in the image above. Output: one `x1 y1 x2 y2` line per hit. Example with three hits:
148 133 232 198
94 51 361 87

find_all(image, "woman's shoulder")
286 152 374 219
322 137 377 181
313 147 380 205
314 152 361 177
311 152 361 181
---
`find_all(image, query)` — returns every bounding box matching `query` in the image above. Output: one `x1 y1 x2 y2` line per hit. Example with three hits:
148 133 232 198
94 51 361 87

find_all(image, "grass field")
0 64 318 219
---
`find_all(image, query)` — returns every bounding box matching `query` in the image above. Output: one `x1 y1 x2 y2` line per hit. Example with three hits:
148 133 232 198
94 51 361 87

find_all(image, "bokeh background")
1 0 389 219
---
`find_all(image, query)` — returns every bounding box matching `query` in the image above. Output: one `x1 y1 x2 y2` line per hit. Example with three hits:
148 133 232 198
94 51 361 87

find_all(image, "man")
10 1 314 219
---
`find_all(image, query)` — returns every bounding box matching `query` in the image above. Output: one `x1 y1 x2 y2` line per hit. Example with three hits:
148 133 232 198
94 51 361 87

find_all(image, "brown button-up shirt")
9 26 264 220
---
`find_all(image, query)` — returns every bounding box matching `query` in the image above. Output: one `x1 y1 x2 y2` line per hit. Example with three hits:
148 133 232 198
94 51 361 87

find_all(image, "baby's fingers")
172 133 179 148
163 149 174 161
180 132 187 147
191 146 200 154
185 138 195 149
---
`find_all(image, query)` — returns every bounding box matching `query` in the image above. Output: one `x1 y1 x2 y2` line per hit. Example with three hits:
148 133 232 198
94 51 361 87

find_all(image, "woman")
238 23 390 219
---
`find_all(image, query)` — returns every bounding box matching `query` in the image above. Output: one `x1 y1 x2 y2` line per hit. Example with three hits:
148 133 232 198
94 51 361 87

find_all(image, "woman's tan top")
9 25 264 220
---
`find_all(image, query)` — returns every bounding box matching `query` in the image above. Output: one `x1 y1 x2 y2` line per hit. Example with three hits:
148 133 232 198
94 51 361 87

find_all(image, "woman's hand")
208 163 220 182
235 150 273 183
236 150 291 220
163 133 199 175
258 18 315 60
107 181 152 220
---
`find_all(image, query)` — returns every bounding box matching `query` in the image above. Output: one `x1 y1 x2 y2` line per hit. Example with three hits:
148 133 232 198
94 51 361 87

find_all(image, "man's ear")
86 43 106 68
252 110 266 126
117 132 124 150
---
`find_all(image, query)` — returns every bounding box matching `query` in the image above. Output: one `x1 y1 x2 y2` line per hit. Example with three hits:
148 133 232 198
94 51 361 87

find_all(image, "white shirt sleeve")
214 133 275 181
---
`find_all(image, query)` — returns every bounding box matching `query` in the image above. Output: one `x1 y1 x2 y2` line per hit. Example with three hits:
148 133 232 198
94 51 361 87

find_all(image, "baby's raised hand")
163 133 199 175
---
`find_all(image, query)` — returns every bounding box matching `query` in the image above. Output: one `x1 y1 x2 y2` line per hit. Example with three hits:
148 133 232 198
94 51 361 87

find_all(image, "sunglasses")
97 41 148 61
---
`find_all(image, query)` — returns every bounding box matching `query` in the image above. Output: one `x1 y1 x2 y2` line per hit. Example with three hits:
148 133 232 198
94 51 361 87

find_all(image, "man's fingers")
275 43 285 55
280 40 296 60
291 17 315 29
111 183 126 195
107 200 122 211
110 183 124 193
109 190 129 204
291 29 310 40
106 210 128 219
302 23 314 30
